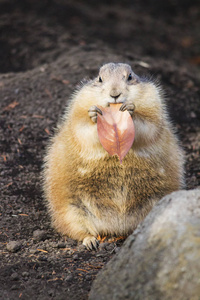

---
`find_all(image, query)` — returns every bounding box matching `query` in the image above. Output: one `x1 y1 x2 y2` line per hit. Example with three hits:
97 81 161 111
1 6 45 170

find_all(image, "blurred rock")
57 242 66 248
90 189 200 300
10 273 19 281
33 230 47 241
7 241 22 253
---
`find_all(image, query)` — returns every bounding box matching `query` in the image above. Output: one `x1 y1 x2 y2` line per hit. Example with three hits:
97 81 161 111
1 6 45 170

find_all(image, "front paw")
120 101 135 116
83 236 99 251
88 105 102 123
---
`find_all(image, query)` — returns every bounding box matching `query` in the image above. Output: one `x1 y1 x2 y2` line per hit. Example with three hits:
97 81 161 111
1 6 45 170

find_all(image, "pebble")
51 242 58 248
33 230 47 241
65 275 73 282
7 241 22 253
22 271 29 278
105 243 115 251
11 285 19 290
114 246 121 254
64 249 74 255
57 242 66 248
76 244 86 252
190 111 197 118
29 249 37 254
73 254 79 260
10 273 19 281
99 242 109 250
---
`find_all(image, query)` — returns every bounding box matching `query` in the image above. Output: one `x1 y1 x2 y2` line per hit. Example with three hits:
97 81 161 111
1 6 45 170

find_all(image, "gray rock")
76 244 86 252
57 242 66 248
33 229 47 241
22 271 29 278
11 285 19 290
99 242 109 250
10 273 19 281
65 274 73 282
6 241 22 253
29 248 37 254
89 189 200 300
73 254 79 260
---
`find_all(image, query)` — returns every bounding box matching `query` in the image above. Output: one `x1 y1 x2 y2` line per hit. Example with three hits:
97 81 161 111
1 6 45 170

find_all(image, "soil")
0 0 199 299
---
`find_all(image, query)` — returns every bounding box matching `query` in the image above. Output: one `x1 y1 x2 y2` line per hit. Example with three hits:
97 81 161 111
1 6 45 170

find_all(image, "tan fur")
43 63 185 250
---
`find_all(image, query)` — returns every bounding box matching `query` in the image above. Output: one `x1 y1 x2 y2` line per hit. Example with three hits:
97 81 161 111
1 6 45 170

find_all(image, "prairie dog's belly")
79 193 134 236
90 211 137 236
70 155 166 235
79 192 154 236
74 155 163 203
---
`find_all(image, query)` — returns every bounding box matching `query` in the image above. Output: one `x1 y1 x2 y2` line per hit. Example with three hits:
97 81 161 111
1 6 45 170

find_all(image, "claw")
83 236 99 251
88 105 102 115
119 102 126 112
88 106 103 123
120 102 135 116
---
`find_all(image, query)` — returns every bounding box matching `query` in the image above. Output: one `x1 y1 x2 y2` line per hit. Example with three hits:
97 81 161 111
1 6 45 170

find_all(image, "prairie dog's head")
72 62 163 122
88 62 141 107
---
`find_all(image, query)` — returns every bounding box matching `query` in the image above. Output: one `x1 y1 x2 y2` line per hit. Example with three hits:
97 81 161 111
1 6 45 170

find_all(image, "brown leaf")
97 103 135 163
37 249 48 253
3 101 19 111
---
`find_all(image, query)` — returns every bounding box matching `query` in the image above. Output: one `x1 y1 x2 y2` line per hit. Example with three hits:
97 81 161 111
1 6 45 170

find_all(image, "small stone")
22 272 29 278
33 230 47 241
77 244 86 252
11 273 19 281
114 246 121 254
11 285 19 290
51 242 58 248
73 254 79 260
23 277 29 282
65 275 73 282
190 111 196 118
105 243 115 251
99 242 109 250
186 80 194 88
57 242 66 248
29 249 37 254
7 241 22 253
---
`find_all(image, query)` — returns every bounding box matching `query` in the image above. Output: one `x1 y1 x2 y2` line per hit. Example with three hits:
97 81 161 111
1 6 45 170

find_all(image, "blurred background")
0 0 199 74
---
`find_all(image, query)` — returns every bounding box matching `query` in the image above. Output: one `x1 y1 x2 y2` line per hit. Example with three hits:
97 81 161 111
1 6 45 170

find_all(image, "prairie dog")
43 63 184 250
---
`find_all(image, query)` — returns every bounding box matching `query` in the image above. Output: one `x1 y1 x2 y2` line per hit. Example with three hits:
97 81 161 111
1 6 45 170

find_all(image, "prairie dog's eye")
128 73 132 81
99 76 103 83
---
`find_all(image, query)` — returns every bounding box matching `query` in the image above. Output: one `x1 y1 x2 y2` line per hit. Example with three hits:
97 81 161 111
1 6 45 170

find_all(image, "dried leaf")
18 214 29 216
37 249 48 253
97 103 135 163
3 101 19 111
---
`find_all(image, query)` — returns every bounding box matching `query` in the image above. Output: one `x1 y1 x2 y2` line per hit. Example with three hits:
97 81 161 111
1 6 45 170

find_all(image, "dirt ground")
0 0 200 299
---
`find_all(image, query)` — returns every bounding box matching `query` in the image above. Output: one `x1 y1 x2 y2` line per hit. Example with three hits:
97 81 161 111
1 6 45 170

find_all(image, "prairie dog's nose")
110 89 121 100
